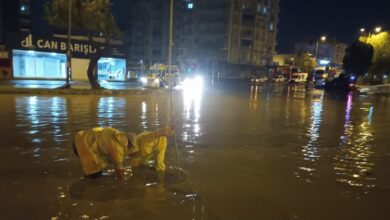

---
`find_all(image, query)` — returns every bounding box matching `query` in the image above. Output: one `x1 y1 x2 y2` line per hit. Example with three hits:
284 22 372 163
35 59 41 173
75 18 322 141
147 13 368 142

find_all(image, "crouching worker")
73 127 138 180
73 127 174 180
129 127 174 172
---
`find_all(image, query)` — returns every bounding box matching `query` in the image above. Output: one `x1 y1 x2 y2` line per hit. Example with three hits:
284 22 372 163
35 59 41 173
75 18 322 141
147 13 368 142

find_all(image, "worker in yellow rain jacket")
73 127 174 179
129 127 174 172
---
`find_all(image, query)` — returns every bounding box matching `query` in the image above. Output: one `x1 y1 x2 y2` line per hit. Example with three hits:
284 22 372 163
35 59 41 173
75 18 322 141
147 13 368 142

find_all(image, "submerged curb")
0 87 170 96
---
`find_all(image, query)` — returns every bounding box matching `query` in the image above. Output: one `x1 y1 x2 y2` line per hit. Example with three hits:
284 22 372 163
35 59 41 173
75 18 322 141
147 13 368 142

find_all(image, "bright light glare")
140 77 147 84
183 75 203 126
360 28 365 32
319 60 330 65
321 36 326 41
184 76 203 89
375 27 382 33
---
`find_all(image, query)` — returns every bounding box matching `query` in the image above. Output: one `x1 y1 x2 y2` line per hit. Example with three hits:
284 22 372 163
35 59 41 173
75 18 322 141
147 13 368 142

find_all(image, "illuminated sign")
7 33 126 58
21 34 96 56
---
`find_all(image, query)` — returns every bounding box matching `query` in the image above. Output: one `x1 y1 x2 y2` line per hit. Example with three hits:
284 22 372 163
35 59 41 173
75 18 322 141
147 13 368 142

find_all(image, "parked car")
272 74 286 83
251 76 268 83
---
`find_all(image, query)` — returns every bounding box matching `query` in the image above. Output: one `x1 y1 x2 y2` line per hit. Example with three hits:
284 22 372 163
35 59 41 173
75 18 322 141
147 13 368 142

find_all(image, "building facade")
273 54 297 66
294 40 348 66
127 0 170 66
1 0 31 38
174 0 279 76
1 0 127 81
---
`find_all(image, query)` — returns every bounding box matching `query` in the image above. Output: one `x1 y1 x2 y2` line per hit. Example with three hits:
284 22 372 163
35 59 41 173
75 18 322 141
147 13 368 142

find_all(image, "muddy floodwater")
0 83 390 220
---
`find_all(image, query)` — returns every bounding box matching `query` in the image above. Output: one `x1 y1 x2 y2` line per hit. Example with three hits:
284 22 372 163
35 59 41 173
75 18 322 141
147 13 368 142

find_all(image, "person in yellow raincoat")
73 127 174 179
129 127 174 172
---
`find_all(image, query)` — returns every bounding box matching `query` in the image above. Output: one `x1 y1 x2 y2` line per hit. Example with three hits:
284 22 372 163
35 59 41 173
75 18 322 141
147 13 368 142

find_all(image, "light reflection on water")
289 89 324 178
2 84 390 219
249 85 259 110
181 82 203 144
10 94 207 219
333 93 375 188
302 93 323 167
16 96 69 157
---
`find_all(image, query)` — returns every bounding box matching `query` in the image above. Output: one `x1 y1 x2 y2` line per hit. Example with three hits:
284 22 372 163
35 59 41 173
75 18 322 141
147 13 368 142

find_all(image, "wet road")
0 82 390 219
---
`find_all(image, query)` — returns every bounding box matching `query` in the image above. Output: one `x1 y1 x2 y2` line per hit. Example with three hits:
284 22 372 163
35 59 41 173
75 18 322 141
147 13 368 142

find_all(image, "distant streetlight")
315 35 327 59
360 26 384 44
360 26 383 37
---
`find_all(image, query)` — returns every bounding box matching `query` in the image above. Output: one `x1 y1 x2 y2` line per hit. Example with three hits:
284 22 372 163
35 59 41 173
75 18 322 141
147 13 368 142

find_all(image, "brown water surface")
0 83 389 219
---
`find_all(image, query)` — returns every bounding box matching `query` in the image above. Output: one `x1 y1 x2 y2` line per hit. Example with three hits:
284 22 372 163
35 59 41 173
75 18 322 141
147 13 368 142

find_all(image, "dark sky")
35 0 390 53
277 0 390 53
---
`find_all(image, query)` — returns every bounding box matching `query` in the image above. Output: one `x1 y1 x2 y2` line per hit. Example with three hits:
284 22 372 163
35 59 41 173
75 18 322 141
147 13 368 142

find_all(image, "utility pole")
66 0 72 88
168 0 174 87
315 36 326 60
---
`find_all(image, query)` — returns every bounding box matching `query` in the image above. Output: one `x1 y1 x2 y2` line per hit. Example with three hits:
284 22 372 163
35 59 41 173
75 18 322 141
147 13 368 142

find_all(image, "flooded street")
1 83 390 220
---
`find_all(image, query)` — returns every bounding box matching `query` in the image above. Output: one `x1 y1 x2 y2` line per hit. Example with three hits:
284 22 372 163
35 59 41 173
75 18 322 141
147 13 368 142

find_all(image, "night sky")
277 0 390 53
34 0 390 53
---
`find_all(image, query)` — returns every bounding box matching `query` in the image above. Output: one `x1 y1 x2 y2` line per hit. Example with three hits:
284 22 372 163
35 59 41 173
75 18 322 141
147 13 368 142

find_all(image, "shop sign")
20 34 97 56
6 33 125 58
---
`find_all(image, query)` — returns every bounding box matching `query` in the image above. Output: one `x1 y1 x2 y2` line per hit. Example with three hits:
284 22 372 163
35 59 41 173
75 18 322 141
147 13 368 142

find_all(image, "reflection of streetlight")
315 35 326 59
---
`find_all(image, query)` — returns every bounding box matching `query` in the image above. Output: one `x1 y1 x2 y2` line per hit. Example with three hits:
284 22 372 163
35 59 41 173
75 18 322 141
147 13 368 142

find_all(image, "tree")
361 32 390 80
343 41 374 77
45 0 121 89
297 52 317 73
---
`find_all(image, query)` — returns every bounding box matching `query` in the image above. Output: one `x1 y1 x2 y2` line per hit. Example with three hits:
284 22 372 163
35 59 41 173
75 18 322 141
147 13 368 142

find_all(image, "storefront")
6 33 127 81
97 57 126 81
13 50 66 79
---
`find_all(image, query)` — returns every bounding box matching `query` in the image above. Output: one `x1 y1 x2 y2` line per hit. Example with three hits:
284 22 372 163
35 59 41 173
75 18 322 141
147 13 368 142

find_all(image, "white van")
289 73 308 84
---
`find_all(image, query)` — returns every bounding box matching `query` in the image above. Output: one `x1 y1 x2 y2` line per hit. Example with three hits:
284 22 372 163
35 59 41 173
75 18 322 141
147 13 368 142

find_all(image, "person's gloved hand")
158 127 174 136
115 168 125 180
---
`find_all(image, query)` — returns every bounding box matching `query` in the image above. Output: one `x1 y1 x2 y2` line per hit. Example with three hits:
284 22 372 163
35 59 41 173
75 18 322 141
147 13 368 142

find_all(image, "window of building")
262 7 268 15
257 4 262 14
13 50 66 79
234 1 239 10
20 3 30 16
97 57 126 81
152 49 162 56
194 38 199 45
241 40 252 47
269 23 274 32
187 3 194 9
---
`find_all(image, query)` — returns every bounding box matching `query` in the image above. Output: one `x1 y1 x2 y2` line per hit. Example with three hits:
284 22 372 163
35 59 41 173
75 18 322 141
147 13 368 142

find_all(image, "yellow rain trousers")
74 127 128 175
135 131 167 172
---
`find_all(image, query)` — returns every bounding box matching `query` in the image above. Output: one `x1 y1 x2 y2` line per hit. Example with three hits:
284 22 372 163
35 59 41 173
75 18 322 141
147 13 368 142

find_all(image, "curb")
0 87 170 96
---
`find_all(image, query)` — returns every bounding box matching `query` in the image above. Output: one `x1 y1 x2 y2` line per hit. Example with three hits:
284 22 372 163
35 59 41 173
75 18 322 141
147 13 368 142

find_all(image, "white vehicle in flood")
289 73 308 84
140 73 161 88
251 76 268 83
272 75 286 83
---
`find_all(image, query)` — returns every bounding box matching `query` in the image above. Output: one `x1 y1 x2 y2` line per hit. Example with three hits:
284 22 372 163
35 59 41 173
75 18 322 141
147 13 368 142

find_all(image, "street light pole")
315 36 326 59
168 0 174 84
66 0 72 88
